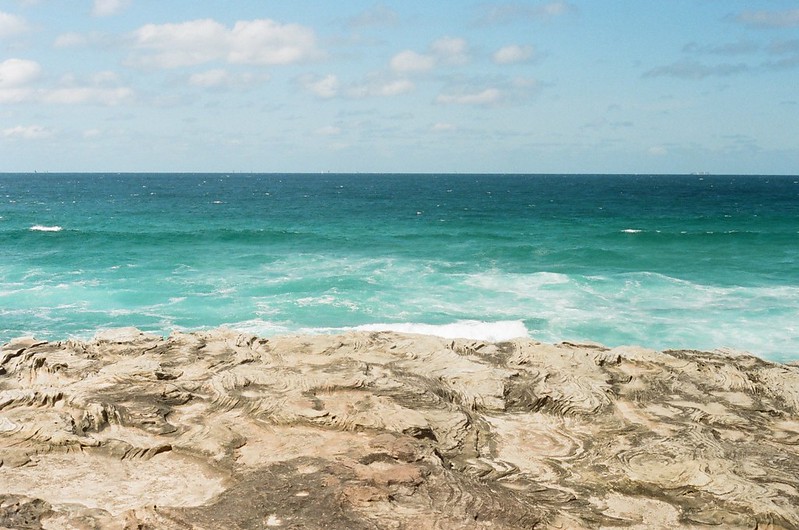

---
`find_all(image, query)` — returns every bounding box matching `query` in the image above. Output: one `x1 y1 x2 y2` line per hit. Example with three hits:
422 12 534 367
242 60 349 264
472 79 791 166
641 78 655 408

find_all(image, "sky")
0 0 798 174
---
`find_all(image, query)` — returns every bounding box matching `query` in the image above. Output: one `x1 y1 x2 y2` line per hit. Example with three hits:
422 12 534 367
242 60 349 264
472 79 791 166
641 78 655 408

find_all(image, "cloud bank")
130 19 321 68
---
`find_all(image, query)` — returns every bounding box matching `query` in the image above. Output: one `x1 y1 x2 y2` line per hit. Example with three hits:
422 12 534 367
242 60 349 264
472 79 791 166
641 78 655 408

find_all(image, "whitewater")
1 173 797 362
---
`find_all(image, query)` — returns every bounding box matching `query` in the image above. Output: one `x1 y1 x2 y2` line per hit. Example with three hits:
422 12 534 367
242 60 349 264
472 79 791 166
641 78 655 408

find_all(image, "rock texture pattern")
1 328 799 529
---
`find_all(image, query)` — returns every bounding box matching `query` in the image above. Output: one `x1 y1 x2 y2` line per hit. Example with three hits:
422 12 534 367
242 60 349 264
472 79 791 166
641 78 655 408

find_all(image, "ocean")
1 173 797 362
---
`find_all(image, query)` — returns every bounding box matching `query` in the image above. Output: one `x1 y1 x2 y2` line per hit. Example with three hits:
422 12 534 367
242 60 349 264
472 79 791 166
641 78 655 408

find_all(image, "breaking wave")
30 225 63 232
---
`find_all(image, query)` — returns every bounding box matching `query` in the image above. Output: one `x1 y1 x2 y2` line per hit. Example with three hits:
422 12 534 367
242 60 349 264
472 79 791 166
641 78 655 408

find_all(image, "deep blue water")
1 173 798 361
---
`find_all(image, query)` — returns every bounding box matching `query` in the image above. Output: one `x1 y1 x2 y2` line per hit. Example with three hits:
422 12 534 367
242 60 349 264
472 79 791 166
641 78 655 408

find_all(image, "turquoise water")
1 173 798 361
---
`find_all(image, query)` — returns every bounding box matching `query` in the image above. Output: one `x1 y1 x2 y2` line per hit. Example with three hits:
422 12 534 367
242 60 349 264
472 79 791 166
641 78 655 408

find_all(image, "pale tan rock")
1 329 798 529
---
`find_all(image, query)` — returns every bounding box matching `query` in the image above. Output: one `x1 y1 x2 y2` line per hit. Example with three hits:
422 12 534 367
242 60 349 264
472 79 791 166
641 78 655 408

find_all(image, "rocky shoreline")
2 328 799 529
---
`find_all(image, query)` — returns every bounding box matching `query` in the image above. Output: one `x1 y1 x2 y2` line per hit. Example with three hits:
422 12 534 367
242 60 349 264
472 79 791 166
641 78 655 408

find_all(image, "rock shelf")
1 328 798 529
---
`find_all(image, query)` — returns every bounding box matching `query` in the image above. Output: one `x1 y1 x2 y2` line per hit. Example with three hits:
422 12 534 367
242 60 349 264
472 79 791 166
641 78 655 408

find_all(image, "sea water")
1 173 797 362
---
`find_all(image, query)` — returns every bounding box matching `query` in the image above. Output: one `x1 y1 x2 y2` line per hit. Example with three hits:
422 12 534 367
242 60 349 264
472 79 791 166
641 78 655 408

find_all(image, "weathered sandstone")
1 328 798 529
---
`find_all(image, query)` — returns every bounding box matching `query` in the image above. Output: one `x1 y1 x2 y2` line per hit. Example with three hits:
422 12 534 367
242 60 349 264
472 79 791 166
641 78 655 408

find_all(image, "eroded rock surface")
1 328 798 529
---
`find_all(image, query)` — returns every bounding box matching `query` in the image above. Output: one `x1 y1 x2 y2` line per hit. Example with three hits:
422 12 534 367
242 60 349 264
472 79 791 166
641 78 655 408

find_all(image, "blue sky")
1 1 797 174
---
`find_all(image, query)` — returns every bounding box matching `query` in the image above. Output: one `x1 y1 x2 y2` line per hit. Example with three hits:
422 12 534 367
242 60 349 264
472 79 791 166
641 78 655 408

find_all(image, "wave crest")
30 225 63 232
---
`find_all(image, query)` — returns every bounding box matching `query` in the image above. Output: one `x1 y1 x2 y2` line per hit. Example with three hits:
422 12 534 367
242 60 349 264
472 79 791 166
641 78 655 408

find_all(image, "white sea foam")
227 319 529 343
295 294 360 311
464 270 571 293
621 228 642 233
353 320 529 342
30 225 63 232
226 318 293 336
296 295 336 307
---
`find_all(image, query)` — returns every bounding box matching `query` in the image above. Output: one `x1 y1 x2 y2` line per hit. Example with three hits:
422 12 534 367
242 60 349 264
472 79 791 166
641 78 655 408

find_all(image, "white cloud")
54 31 118 49
390 50 436 73
476 1 577 25
648 146 668 156
43 69 135 105
299 73 339 98
41 86 134 105
189 68 230 87
0 11 28 38
92 0 131 17
346 5 400 29
431 37 469 65
436 88 502 106
390 37 470 74
643 60 748 79
540 1 574 17
131 18 321 69
187 68 265 89
511 76 538 89
315 125 342 136
90 70 122 85
734 9 799 29
0 88 31 103
0 58 40 102
493 44 535 64
0 58 41 87
683 40 759 56
301 73 413 100
347 78 415 98
0 61 134 106
3 125 53 139
53 33 87 48
188 69 230 87
431 122 457 132
131 19 229 68
377 79 414 96
54 32 87 48
227 20 319 65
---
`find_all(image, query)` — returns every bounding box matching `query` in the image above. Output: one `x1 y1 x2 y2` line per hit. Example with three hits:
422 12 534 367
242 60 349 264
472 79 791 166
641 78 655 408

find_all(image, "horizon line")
2 171 797 177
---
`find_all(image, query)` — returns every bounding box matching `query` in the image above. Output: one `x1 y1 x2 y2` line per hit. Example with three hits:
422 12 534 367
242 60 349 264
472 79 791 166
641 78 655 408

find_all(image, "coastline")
2 327 799 528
